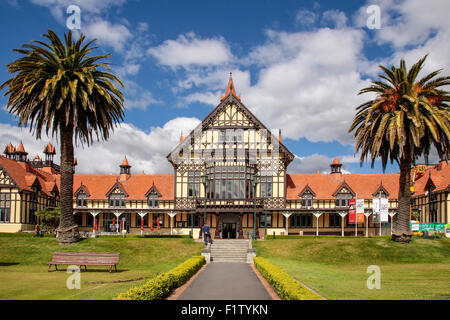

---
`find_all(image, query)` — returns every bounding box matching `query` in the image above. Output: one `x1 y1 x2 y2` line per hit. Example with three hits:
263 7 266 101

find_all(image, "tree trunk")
392 156 413 243
57 124 80 244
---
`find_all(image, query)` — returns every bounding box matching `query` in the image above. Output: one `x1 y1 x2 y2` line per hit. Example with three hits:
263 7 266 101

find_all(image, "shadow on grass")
48 268 128 273
0 262 20 267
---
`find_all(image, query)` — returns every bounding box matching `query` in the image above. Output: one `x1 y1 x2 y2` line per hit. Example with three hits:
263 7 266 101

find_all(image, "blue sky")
0 0 448 174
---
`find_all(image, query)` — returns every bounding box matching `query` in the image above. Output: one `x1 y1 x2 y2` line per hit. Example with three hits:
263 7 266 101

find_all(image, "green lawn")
253 236 450 300
0 233 203 300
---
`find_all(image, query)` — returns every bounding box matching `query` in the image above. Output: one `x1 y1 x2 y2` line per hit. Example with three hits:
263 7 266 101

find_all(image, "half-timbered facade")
0 76 449 237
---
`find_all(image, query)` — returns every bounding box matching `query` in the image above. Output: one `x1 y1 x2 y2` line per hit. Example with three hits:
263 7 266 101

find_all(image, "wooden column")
238 213 244 239
215 212 220 238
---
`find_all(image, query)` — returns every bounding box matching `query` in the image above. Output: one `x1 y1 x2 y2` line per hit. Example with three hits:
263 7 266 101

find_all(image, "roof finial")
221 72 240 101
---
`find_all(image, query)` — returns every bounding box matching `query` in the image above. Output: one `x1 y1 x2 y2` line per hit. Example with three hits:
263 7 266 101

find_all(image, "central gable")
167 77 294 166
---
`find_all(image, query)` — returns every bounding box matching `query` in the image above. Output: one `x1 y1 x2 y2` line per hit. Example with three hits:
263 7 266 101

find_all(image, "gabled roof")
74 181 91 197
298 184 316 197
105 180 129 198
412 161 450 195
73 174 174 200
371 182 390 197
145 182 162 198
167 87 295 166
332 180 355 197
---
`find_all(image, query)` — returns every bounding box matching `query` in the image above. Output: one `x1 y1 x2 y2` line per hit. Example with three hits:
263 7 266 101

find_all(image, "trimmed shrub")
115 256 205 300
254 257 322 300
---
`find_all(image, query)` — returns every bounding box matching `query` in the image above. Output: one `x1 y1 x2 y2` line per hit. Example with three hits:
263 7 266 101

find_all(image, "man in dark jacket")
202 224 211 246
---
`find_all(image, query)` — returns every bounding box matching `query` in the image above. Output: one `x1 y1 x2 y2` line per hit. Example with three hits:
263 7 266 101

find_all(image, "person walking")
33 224 40 238
202 223 211 246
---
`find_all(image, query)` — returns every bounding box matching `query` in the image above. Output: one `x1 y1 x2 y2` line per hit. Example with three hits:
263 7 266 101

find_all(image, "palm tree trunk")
392 155 413 243
57 124 80 244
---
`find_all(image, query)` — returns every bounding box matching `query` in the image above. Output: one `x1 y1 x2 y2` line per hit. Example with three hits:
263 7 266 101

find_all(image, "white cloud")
321 9 347 28
83 19 132 52
287 154 351 174
148 32 235 68
0 118 201 174
295 9 317 27
30 0 127 23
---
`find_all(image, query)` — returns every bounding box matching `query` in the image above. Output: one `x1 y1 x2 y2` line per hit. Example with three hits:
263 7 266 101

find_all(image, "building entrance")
222 223 236 239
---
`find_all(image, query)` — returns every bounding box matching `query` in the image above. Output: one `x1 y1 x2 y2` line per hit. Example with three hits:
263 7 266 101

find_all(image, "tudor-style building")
0 76 449 236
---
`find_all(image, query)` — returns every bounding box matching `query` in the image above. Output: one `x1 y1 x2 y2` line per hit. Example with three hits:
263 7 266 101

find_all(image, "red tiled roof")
286 173 400 200
413 161 450 195
43 143 56 154
0 155 59 195
121 156 130 167
331 157 341 165
73 174 174 200
16 143 27 154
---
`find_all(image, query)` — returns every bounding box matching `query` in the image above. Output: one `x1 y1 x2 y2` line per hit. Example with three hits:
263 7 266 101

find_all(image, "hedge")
253 257 322 300
115 255 205 300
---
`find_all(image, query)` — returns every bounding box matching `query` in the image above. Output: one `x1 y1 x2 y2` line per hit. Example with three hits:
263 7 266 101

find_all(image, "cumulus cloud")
287 154 351 174
0 118 201 174
295 9 317 27
148 32 235 68
83 19 132 52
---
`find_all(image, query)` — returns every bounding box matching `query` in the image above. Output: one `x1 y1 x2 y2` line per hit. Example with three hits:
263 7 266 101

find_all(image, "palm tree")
0 30 125 244
349 55 450 243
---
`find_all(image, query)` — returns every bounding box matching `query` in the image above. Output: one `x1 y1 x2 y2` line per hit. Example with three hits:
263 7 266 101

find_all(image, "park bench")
47 252 120 273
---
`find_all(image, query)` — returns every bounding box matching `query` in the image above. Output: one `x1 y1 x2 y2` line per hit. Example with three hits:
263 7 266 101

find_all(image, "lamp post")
252 173 259 240
201 173 209 237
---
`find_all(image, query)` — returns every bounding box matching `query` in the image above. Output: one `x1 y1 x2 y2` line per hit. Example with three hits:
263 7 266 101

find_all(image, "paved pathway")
177 262 272 300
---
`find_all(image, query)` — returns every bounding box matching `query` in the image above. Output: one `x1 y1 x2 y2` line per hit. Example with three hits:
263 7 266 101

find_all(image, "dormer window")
301 194 313 207
148 194 159 208
76 191 87 207
335 193 353 207
109 194 125 208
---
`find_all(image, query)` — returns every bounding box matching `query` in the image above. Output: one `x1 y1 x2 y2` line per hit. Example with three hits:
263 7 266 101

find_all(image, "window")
301 193 313 208
148 194 159 208
0 193 11 223
76 192 87 207
329 213 341 227
259 214 272 228
188 171 201 197
260 175 273 198
335 193 353 207
210 166 255 199
136 214 149 227
109 194 125 208
49 191 57 207
428 186 437 223
153 213 165 228
290 214 313 228
187 214 200 228
28 187 38 225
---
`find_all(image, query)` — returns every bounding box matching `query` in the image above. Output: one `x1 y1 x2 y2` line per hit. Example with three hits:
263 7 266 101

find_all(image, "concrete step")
212 258 247 262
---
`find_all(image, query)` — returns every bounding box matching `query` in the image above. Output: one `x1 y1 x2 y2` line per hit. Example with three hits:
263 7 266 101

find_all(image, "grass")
253 236 450 300
0 233 203 300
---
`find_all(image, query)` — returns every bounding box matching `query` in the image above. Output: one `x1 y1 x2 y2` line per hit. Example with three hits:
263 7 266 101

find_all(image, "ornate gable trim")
166 94 295 165
145 182 162 198
372 183 390 198
74 183 91 198
332 180 355 197
105 181 129 198
298 184 316 198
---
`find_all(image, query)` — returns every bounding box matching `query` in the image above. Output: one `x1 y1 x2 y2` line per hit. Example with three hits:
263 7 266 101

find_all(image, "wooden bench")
47 252 120 273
